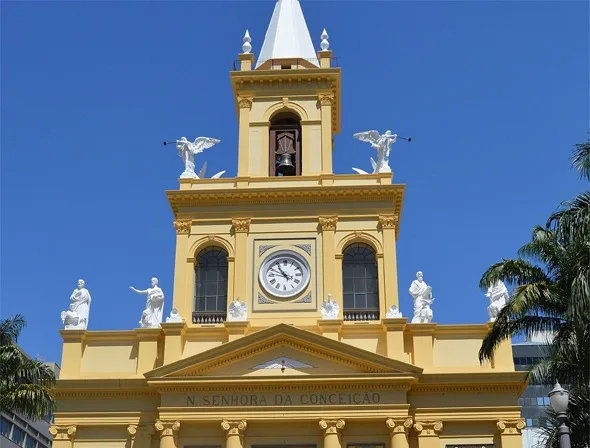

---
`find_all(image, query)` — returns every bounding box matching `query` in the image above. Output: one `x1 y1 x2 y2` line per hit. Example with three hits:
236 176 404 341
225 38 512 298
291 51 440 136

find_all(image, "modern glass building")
1 351 60 448
512 336 552 448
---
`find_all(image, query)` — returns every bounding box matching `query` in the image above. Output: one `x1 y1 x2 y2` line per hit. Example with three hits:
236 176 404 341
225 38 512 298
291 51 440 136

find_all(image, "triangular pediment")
145 323 422 378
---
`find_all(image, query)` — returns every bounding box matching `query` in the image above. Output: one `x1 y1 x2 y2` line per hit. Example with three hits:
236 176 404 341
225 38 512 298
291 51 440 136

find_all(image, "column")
319 419 345 448
386 418 412 448
379 215 400 310
221 420 247 448
413 421 443 448
48 425 76 448
319 216 338 301
495 419 525 448
236 97 253 177
232 218 251 302
155 420 180 448
172 219 191 319
318 94 334 174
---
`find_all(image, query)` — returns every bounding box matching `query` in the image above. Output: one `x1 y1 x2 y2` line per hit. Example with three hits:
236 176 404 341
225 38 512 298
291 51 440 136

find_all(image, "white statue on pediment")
130 277 164 328
228 297 248 321
409 271 434 323
61 279 91 330
486 280 509 321
352 129 410 175
172 136 223 179
321 294 340 319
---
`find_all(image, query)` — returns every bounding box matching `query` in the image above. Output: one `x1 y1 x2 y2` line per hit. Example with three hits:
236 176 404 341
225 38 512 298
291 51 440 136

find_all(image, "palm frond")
546 191 590 244
571 138 590 182
479 258 550 290
0 315 25 347
517 227 564 278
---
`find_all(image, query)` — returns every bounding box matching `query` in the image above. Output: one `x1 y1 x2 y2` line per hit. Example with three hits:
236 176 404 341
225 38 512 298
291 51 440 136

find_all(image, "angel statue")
352 130 406 174
173 136 223 179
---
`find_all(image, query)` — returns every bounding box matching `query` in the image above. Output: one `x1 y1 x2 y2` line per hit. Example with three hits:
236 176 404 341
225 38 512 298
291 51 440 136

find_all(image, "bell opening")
269 111 302 177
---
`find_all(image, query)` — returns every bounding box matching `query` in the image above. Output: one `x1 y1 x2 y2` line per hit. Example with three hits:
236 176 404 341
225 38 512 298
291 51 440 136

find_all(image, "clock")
259 250 311 298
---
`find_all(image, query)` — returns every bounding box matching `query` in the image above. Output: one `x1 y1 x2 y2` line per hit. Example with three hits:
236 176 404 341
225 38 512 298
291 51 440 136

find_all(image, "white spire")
256 0 318 68
242 30 252 54
320 28 329 51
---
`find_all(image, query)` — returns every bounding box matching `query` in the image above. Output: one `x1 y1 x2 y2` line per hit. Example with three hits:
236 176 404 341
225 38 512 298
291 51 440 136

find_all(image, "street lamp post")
548 381 571 448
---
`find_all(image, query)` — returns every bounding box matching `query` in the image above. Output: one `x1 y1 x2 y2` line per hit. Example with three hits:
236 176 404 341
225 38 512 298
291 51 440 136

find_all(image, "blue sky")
1 1 588 364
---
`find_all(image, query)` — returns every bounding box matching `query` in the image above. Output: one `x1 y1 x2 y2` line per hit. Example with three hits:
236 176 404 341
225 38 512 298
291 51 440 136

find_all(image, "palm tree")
547 136 590 243
477 225 589 447
0 314 57 420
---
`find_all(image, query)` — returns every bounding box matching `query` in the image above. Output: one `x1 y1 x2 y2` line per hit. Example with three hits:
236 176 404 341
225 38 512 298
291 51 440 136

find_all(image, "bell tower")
231 0 341 178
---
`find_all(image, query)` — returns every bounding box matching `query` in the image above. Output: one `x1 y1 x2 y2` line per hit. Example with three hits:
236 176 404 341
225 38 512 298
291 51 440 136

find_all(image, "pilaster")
48 425 76 448
382 318 408 360
379 214 400 308
225 321 251 342
318 94 334 174
172 219 191 319
319 216 337 300
408 324 436 369
317 319 343 340
59 330 86 379
319 419 345 448
495 419 525 448
237 97 253 176
413 421 443 448
161 322 187 365
134 328 163 374
239 52 255 71
222 420 247 448
386 417 413 448
488 322 515 370
155 420 180 448
232 218 251 302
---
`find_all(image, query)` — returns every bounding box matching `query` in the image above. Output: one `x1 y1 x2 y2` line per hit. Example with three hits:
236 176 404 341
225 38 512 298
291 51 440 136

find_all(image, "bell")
276 153 295 176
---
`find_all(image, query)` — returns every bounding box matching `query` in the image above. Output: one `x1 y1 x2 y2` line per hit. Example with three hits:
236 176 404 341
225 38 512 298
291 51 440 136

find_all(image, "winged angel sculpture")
174 136 226 179
352 130 404 174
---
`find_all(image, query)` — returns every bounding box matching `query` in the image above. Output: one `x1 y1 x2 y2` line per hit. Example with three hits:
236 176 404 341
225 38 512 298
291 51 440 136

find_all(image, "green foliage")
479 137 590 448
0 314 57 420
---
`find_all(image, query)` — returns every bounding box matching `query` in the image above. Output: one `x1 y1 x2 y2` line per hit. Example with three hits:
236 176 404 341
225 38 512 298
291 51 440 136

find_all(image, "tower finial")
320 28 329 51
242 30 252 54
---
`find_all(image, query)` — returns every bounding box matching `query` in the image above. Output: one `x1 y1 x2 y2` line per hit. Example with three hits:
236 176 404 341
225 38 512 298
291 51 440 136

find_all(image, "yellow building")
52 1 527 448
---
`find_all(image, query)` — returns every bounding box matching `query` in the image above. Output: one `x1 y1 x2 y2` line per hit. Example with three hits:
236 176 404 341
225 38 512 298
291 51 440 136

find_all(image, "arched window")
269 112 301 176
342 243 379 321
194 247 228 323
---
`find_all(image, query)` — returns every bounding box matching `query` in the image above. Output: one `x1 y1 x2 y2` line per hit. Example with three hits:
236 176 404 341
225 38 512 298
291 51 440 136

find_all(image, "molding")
413 421 443 437
166 185 405 218
232 218 251 233
386 417 413 434
221 419 247 436
319 418 345 434
497 419 526 435
318 216 338 231
173 219 191 234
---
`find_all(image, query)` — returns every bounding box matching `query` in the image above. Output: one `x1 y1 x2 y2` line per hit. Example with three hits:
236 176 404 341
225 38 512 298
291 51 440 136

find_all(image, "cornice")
147 375 418 394
166 184 404 217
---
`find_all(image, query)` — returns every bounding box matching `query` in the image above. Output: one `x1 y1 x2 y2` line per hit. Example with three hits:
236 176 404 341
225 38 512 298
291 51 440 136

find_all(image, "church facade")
51 1 527 448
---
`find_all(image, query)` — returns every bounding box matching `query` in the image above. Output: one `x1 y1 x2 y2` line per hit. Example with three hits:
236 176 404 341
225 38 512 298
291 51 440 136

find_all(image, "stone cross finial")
242 30 252 54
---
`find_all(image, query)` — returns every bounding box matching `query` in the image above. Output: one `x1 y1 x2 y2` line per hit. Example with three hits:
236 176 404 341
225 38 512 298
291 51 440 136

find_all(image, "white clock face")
259 250 310 298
